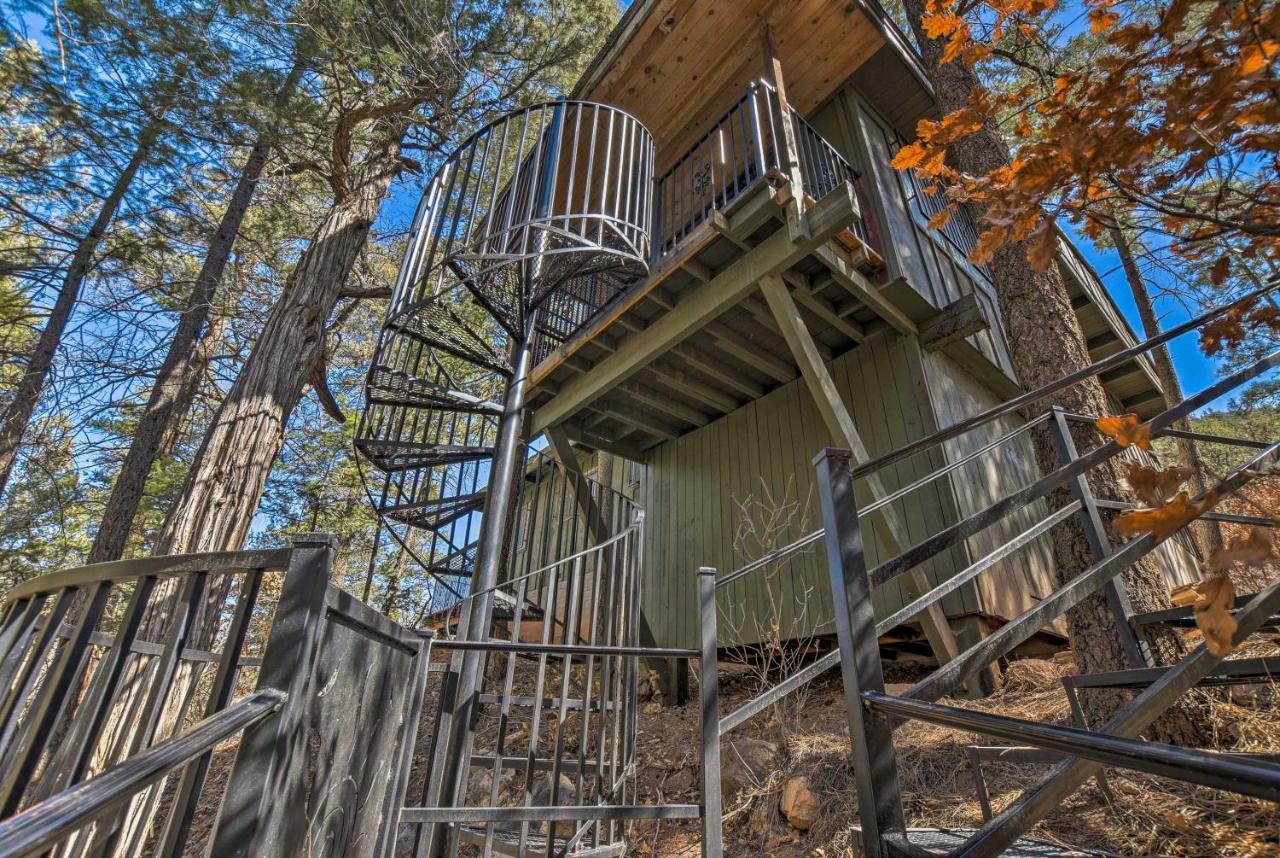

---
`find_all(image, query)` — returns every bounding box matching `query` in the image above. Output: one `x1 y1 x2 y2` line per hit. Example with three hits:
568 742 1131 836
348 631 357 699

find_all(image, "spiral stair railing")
355 101 654 612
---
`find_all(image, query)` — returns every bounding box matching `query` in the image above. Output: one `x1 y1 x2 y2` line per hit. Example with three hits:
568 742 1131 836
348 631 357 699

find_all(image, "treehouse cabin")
505 0 1195 653
354 0 1196 661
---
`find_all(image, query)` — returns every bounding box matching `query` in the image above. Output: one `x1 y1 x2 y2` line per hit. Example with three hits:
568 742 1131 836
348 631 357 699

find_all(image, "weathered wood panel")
638 332 976 649
922 351 1063 630
832 91 1015 379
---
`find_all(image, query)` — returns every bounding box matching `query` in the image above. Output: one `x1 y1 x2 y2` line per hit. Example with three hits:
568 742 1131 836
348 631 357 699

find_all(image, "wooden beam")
527 225 718 390
529 188 858 434
762 22 806 235
615 315 763 402
597 400 683 440
786 271 865 342
645 359 741 414
706 321 797 383
814 245 917 336
758 273 960 665
919 294 988 352
554 420 646 462
618 380 712 427
544 426 609 543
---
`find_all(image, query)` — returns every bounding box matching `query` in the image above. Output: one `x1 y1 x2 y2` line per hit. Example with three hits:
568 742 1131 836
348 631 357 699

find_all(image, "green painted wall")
636 331 979 649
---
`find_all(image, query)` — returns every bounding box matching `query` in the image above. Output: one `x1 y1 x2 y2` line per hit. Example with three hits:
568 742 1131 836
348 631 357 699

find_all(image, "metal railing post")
209 533 335 858
1047 407 1150 668
813 448 905 858
696 568 723 858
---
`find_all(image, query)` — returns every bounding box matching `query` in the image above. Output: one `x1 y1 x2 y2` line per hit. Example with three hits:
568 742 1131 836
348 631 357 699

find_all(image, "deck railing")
651 79 864 260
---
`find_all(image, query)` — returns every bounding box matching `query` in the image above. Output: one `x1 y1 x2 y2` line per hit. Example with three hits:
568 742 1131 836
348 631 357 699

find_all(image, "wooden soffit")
574 0 886 172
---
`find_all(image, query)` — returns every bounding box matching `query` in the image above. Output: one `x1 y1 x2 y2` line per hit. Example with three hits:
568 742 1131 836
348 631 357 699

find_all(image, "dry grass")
719 650 1280 858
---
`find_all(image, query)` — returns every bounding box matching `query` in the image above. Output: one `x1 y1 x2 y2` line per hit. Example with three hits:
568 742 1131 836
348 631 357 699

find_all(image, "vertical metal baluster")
0 596 45 699
157 567 264 856
1048 408 1149 668
0 581 111 815
814 448 906 858
49 576 158 796
87 571 208 858
547 553 585 854
747 84 766 185
0 588 74 757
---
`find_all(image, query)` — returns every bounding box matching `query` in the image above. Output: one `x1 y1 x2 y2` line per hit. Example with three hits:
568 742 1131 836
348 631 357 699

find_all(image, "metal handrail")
717 282 1280 588
0 690 285 855
863 690 1280 802
2 547 289 603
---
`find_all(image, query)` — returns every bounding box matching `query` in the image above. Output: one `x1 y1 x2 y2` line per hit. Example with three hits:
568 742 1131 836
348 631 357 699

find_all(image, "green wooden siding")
637 331 977 649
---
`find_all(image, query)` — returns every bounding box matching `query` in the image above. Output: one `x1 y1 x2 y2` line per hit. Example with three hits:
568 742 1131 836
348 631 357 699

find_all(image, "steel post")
697 568 723 858
813 448 905 857
1047 407 1149 668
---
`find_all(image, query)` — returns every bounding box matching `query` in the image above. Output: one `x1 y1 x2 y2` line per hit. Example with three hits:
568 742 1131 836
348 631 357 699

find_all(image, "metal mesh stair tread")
353 439 496 471
377 492 487 529
879 828 1119 857
365 368 504 415
384 305 511 376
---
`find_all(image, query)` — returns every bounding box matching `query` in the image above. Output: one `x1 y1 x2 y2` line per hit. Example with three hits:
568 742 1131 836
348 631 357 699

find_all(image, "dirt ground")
625 643 1280 858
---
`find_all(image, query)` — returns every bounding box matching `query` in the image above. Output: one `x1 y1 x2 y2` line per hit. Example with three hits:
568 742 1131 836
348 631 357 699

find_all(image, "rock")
496 773 575 832
720 737 780 800
666 767 696 793
780 775 821 830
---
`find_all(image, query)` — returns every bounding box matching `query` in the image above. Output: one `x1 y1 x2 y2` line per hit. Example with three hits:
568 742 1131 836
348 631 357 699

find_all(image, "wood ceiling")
581 0 886 172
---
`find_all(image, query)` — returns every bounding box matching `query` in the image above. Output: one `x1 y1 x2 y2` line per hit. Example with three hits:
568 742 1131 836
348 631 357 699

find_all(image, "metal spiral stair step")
385 304 512 376
365 367 504 415
354 438 496 472
378 491 488 530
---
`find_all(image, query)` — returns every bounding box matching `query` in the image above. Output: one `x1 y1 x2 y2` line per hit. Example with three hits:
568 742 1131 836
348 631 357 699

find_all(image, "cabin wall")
810 88 1016 381
921 351 1064 630
636 331 979 649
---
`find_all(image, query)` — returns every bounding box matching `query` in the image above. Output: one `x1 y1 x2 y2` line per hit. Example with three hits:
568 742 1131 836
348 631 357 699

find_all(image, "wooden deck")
526 182 890 457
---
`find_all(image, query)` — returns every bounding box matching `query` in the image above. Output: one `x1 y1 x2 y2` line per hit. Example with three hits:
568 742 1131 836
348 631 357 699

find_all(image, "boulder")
780 775 822 830
720 737 780 800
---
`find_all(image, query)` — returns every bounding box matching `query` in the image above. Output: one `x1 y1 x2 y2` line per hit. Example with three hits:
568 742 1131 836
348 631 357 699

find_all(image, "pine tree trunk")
88 62 305 564
0 113 167 501
156 122 406 556
899 0 1211 744
1108 224 1223 553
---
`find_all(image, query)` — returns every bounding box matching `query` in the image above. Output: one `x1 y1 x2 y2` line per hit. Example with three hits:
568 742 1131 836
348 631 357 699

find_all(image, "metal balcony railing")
651 79 867 260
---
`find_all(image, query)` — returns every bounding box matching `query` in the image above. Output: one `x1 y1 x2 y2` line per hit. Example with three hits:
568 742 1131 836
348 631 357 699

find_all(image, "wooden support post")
759 274 960 665
762 24 807 239
545 425 609 543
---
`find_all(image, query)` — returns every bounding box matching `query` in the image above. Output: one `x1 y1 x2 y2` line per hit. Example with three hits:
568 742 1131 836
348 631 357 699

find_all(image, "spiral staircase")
355 101 653 614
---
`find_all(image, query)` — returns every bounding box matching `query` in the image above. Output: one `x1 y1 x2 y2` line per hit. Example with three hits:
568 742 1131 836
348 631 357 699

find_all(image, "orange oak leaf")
927 207 954 230
890 142 929 171
1113 490 1216 541
1208 256 1231 285
1193 574 1238 657
1209 527 1275 570
1122 461 1192 507
1199 304 1251 356
1088 6 1119 33
1095 413 1151 450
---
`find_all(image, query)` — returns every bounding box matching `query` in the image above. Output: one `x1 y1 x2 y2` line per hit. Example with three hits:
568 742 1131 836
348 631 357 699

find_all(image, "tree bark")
0 111 168 501
156 120 406 556
1108 223 1223 553
900 0 1210 744
88 62 305 564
